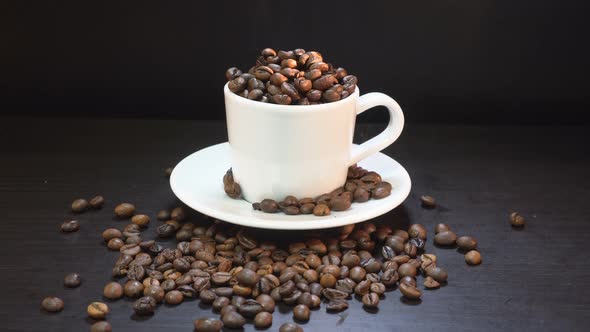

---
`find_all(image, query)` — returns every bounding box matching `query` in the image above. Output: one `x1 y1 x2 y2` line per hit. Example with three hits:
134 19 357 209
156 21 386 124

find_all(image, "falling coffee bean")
89 195 105 209
64 273 81 288
114 203 135 218
420 195 436 208
71 198 88 213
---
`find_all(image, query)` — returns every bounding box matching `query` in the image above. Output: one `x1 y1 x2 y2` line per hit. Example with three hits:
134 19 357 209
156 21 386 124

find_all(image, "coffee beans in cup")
226 48 357 105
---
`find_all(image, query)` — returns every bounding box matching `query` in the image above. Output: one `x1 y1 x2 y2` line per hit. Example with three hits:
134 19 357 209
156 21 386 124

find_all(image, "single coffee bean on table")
424 276 440 289
279 322 304 332
420 195 436 208
103 282 123 300
64 273 81 288
89 195 105 209
434 230 457 246
133 296 156 316
87 302 109 319
510 212 526 227
457 236 478 250
41 296 64 312
194 318 224 332
71 198 88 213
465 250 482 265
114 203 135 218
60 220 79 233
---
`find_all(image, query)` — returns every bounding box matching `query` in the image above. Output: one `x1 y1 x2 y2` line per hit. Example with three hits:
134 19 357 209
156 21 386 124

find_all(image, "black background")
2 0 589 124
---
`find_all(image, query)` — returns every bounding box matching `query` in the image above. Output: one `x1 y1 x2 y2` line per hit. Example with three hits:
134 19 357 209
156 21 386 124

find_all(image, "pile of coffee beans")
223 164 392 216
225 48 358 105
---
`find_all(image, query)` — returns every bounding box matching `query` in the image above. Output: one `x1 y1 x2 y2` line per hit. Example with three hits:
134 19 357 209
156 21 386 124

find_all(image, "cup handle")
349 92 405 166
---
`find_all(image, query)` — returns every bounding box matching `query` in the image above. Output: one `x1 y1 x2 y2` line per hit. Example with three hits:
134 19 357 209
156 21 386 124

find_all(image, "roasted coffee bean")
114 203 135 218
354 279 371 296
260 199 279 213
270 72 288 86
199 289 216 304
384 235 405 253
349 266 367 282
434 223 449 234
424 276 440 289
222 311 246 329
426 266 448 283
434 231 457 246
294 77 312 93
465 250 482 265
271 94 292 105
262 48 277 57
60 220 79 232
326 299 349 312
71 198 88 213
87 302 109 319
353 187 370 203
420 195 436 208
107 238 124 251
322 88 341 102
247 89 264 100
510 212 526 227
254 66 274 81
89 195 104 209
143 285 165 303
330 195 351 211
256 294 276 312
131 214 150 227
102 228 122 241
90 321 112 332
278 50 295 60
408 224 427 240
300 203 315 214
226 67 242 81
312 74 338 90
380 268 399 286
313 203 330 216
194 318 224 332
221 304 237 316
283 205 301 215
124 280 144 298
164 290 183 305
238 299 263 318
323 288 348 300
279 322 304 332
103 282 123 300
280 67 300 79
254 311 273 329
362 292 380 308
382 246 395 260
307 89 322 101
410 237 425 250
157 224 176 238
120 243 141 256
370 282 386 295
404 242 417 257
41 296 64 312
293 304 310 321
399 282 422 299
457 236 478 250
133 296 156 316
372 181 392 199
212 296 231 312
64 273 81 288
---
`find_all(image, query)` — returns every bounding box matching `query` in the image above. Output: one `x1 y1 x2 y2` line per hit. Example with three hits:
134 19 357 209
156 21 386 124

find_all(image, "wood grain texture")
0 116 589 331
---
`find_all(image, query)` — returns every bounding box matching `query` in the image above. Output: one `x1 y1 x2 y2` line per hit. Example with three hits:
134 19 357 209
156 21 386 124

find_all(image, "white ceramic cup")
224 83 404 203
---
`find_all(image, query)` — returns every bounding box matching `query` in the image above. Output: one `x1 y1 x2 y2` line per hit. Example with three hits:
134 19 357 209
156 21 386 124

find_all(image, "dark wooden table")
1 116 589 331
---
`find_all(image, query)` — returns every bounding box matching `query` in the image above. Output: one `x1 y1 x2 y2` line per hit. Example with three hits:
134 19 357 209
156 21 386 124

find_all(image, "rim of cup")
224 82 360 112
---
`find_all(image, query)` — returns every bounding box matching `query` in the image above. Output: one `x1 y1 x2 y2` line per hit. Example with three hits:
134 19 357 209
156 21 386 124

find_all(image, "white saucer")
170 142 411 230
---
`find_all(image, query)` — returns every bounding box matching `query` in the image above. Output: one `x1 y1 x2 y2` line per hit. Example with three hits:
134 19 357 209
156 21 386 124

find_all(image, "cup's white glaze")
224 83 404 203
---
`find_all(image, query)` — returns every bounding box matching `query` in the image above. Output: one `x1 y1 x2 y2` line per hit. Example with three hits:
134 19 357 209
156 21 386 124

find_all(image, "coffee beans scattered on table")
89 195 105 209
103 282 124 300
41 296 64 312
226 48 357 105
114 203 135 218
465 250 482 265
224 164 392 215
71 198 89 213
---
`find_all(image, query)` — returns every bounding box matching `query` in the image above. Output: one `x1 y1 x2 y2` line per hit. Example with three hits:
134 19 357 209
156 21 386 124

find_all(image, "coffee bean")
41 296 64 312
420 195 436 208
330 196 351 211
434 223 449 234
326 299 349 312
114 203 135 218
424 276 440 289
131 214 150 227
399 282 421 299
71 198 88 213
510 212 525 227
425 266 448 283
199 289 216 304
60 220 79 232
238 299 263 318
103 282 123 300
63 273 81 288
143 285 165 303
193 318 223 332
124 280 144 298
157 223 176 238
292 304 310 321
107 238 124 250
384 235 404 253
261 48 277 57
225 67 242 81
164 290 183 305
90 321 112 332
457 236 478 250
408 224 427 240
254 311 273 329
272 94 292 105
283 205 301 215
372 181 392 199
89 195 105 209
465 250 482 265
120 243 141 256
222 311 246 329
133 296 156 316
102 228 122 241
87 302 109 319
312 74 338 90
306 89 322 102
300 203 315 214
353 187 370 203
362 292 380 308
313 203 330 216
434 231 457 246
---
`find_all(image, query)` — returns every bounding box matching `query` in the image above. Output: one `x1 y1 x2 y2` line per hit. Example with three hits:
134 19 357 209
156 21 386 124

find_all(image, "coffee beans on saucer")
226 48 357 105
223 164 392 215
